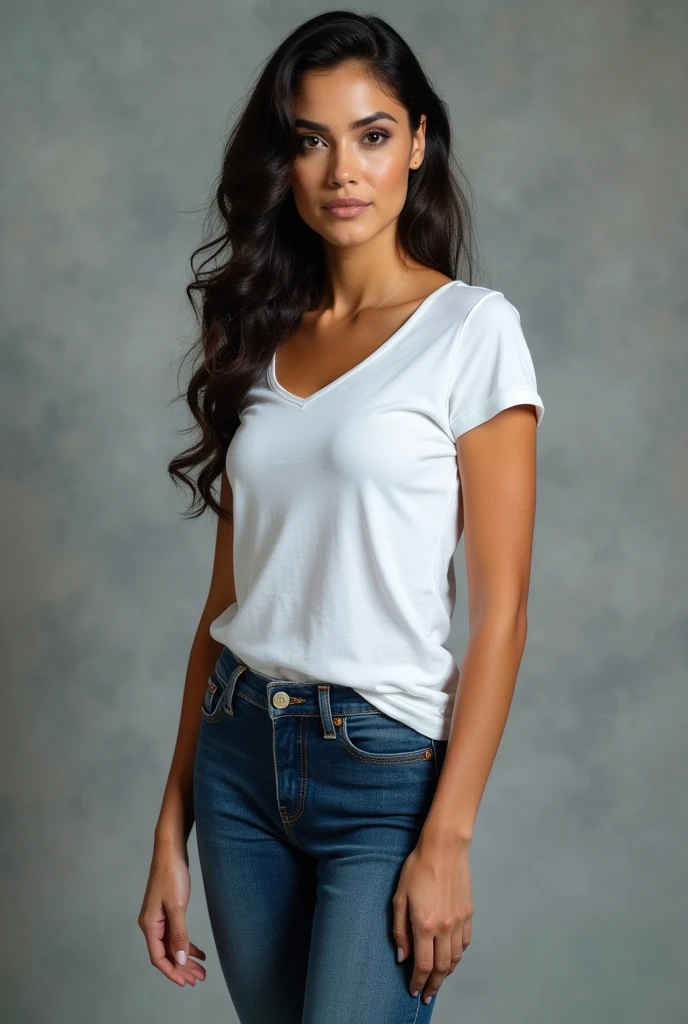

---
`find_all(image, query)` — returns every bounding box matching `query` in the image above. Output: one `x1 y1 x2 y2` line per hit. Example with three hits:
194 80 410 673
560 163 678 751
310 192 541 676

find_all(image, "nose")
328 140 359 187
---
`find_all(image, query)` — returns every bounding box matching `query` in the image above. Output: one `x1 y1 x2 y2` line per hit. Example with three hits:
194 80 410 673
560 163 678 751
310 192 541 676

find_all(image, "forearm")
154 611 226 853
420 609 528 847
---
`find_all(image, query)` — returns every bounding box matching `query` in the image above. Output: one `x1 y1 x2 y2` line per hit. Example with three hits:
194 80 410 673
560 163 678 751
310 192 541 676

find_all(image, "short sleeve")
447 291 545 439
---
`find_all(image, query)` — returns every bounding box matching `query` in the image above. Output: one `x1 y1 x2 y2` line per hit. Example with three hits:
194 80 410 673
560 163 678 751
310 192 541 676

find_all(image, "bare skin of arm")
393 403 539 1005
138 470 235 987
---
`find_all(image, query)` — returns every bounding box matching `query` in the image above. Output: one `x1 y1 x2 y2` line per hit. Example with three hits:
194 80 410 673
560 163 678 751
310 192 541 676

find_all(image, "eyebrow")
293 111 399 132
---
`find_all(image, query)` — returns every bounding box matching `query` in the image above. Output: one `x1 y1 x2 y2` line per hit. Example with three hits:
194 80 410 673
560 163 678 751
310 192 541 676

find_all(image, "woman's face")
289 62 426 249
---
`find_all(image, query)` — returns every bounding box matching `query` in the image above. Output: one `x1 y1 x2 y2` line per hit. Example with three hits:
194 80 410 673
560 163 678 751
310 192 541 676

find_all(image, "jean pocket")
338 712 435 764
201 670 229 724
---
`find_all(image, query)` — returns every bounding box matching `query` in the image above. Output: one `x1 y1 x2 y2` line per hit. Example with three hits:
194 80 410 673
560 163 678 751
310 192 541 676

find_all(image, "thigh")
300 709 447 1024
302 832 438 1024
193 671 318 1024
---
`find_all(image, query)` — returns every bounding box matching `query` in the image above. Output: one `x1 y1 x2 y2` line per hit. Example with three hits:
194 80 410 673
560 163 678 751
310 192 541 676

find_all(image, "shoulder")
441 281 521 326
446 283 533 371
444 284 544 437
422 281 523 348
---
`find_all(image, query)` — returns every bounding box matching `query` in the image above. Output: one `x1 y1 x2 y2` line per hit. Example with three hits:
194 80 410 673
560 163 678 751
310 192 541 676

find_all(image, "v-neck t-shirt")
208 279 545 741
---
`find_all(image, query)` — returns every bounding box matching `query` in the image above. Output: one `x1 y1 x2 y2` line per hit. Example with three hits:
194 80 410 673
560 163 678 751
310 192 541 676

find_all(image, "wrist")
154 823 190 856
419 822 473 849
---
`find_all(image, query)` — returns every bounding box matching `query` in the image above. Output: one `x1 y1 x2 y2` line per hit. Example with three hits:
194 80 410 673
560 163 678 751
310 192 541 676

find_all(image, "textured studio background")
1 2 686 1022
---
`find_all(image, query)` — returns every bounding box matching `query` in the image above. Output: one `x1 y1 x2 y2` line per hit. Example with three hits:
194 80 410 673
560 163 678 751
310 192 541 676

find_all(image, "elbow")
472 598 529 646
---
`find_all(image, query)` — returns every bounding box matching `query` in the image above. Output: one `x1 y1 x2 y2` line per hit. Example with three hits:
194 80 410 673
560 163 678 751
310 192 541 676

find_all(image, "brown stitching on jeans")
283 717 309 823
280 814 301 847
338 718 435 764
339 744 434 765
200 678 228 724
270 710 307 847
258 708 380 719
273 776 303 850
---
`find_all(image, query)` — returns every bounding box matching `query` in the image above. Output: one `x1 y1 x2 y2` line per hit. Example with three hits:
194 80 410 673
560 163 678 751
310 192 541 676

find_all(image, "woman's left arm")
393 402 540 1005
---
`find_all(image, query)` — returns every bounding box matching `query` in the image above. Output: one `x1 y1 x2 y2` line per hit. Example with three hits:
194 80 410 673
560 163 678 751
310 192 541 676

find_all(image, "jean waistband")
214 644 385 737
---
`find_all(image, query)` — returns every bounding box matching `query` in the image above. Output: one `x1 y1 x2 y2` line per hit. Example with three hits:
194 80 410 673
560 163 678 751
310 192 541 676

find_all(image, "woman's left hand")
392 831 473 1004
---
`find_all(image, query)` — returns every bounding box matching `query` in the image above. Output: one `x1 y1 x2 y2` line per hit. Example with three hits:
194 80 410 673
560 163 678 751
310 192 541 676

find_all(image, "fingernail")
423 993 434 1004
175 950 187 965
397 947 404 962
411 989 420 997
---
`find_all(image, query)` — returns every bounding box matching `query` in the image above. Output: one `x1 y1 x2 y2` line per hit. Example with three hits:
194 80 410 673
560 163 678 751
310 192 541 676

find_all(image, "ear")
410 114 427 170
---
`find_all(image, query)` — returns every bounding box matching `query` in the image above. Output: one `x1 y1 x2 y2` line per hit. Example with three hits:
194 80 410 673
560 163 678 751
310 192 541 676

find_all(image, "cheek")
290 166 322 227
365 151 410 196
364 155 409 215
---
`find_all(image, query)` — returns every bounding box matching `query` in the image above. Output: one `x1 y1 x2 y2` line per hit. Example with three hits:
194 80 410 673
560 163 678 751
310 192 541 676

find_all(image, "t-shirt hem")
450 385 545 439
351 688 453 742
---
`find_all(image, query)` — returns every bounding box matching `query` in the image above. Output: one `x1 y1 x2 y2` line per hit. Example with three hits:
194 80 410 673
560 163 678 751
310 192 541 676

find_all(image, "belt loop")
224 664 247 716
317 684 336 739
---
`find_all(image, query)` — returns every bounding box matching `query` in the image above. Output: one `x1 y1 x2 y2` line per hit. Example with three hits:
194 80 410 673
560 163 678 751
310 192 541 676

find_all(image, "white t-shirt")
209 280 545 740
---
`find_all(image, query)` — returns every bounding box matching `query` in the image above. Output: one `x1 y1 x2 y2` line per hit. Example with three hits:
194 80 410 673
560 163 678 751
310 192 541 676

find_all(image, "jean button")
272 691 291 709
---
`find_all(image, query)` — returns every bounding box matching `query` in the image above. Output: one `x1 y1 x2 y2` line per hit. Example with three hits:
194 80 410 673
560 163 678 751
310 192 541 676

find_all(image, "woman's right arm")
154 468 236 853
138 469 235 987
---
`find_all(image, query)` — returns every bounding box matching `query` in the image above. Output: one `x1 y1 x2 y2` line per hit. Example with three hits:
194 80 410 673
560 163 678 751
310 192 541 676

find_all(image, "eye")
297 134 323 150
296 128 392 151
362 128 391 146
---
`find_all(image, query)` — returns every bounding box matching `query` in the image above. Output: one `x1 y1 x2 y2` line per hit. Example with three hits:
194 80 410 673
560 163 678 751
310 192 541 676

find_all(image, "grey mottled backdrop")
2 2 686 1022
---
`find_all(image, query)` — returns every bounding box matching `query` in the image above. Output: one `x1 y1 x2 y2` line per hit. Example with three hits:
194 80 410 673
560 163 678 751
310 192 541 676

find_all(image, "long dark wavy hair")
167 9 481 522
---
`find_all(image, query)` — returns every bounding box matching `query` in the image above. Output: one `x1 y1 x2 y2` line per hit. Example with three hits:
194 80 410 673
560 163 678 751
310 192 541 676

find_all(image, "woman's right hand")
138 843 207 987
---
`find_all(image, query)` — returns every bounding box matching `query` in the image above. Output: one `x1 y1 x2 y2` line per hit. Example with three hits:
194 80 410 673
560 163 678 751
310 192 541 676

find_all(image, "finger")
409 929 434 997
163 915 207 987
181 955 207 983
165 903 190 970
421 930 453 1003
392 889 412 963
161 944 200 987
181 942 207 982
142 925 186 987
450 924 465 968
463 913 472 950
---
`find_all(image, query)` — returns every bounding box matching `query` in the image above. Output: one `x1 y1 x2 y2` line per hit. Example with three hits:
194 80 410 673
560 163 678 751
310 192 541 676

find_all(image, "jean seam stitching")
283 717 309 823
339 719 433 764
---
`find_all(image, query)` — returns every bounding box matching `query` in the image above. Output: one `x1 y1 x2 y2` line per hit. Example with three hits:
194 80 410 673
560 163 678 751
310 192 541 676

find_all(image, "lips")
323 198 372 209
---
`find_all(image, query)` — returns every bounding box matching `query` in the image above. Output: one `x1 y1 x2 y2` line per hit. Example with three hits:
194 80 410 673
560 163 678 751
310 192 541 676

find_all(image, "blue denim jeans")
193 644 450 1024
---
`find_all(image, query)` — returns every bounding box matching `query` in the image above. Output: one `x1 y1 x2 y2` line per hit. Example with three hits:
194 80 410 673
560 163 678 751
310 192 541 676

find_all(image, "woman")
138 10 545 1023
